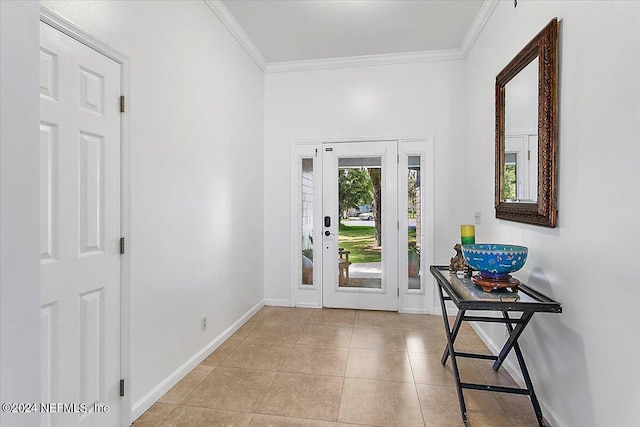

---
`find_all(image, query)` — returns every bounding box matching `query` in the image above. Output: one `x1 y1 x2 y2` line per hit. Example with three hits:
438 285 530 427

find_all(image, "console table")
430 265 562 426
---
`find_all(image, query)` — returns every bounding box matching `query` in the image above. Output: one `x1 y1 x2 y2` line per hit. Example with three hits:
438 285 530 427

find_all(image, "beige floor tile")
346 348 413 382
472 360 519 388
264 307 314 324
182 366 276 412
443 358 487 385
221 340 294 371
458 321 479 335
251 306 276 322
463 389 504 414
494 392 540 425
418 382 513 427
454 333 492 355
350 327 406 351
447 316 476 335
415 384 463 427
409 352 455 386
136 309 530 427
162 406 253 427
133 402 177 425
282 344 349 376
249 414 337 426
159 365 215 404
131 421 160 427
465 410 513 427
245 321 306 343
258 372 343 421
403 328 447 353
232 320 263 340
201 339 242 366
399 314 444 331
354 310 402 329
298 324 353 348
308 308 356 327
338 378 424 427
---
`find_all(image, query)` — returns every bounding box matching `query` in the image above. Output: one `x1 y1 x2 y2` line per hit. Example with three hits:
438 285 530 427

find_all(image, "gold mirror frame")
495 18 559 227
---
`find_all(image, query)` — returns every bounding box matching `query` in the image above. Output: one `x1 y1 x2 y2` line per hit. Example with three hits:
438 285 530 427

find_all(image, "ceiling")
221 0 486 64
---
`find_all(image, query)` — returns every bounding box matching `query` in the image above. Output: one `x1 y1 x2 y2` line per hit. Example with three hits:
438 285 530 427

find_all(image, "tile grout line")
335 325 353 425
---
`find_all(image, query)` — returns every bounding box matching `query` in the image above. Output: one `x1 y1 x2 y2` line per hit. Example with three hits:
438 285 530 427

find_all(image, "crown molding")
206 0 498 74
265 49 464 74
460 0 500 58
203 0 267 72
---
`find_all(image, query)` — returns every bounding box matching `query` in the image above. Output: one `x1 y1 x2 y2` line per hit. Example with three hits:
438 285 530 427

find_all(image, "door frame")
40 8 132 426
289 136 436 313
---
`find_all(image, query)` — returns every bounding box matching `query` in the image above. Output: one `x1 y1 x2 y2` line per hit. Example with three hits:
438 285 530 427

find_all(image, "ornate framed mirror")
495 18 559 227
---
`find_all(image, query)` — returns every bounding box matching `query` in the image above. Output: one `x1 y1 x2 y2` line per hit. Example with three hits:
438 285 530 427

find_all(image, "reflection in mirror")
504 58 538 202
495 18 559 228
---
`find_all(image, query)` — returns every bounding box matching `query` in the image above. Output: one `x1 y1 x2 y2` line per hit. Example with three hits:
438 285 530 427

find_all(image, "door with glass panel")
322 142 398 310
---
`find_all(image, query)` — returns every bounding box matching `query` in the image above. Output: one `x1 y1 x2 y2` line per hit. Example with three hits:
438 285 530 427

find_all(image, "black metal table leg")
437 285 469 426
492 311 534 371
441 309 464 365
502 312 546 426
429 266 561 427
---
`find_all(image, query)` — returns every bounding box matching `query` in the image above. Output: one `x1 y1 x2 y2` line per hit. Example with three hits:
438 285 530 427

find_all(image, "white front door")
322 141 398 310
40 21 121 427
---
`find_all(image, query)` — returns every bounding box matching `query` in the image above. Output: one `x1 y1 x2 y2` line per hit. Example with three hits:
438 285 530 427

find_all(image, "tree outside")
504 164 517 200
338 168 373 218
338 167 382 263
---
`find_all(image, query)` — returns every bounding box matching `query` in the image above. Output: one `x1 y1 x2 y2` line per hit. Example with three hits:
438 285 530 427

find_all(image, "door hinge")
527 150 531 161
120 237 125 255
120 95 126 113
397 153 400 164
120 379 125 397
397 288 400 297
315 148 318 157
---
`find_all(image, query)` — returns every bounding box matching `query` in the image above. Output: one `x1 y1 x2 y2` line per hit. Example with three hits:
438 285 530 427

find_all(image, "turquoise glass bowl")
461 244 528 278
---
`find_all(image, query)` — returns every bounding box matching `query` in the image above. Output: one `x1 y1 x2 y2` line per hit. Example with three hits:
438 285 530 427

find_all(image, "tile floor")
134 307 540 427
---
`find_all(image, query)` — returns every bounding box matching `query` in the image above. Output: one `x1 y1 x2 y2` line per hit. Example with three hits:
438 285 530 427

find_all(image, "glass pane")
504 152 517 201
337 160 382 289
408 156 421 290
301 158 314 286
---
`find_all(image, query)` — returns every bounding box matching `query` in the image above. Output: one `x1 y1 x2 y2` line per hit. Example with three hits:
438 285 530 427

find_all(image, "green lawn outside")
338 223 380 263
338 222 418 264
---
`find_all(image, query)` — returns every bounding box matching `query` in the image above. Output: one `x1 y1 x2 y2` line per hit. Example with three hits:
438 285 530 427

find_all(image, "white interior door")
40 22 121 427
322 141 398 310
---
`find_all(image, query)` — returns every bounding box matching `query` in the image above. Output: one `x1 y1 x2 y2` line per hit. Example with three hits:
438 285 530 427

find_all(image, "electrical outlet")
201 315 207 332
474 211 481 225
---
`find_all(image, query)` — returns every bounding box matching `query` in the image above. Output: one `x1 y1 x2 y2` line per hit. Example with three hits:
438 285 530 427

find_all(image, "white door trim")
290 136 436 313
289 143 323 308
40 8 133 426
397 137 436 314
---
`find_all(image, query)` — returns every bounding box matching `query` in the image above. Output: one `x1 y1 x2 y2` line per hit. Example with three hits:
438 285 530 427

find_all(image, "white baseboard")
130 300 265 422
399 309 429 314
264 298 291 307
295 302 321 308
470 323 566 427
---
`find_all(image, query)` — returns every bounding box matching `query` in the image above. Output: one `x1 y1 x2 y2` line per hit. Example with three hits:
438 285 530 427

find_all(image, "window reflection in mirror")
503 57 538 202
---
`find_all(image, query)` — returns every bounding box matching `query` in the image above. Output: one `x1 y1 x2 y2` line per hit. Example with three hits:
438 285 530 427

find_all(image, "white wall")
465 1 640 426
41 0 265 421
264 60 468 308
0 2 41 426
